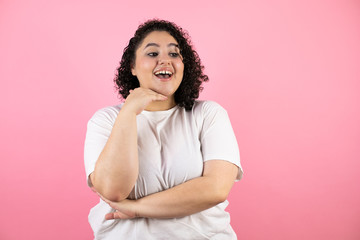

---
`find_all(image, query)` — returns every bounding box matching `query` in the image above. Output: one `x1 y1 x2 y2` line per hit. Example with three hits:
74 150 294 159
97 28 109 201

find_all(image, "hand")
92 187 138 220
122 88 168 115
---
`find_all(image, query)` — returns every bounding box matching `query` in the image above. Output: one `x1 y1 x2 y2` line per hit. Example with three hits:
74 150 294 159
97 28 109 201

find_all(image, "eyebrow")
144 43 179 49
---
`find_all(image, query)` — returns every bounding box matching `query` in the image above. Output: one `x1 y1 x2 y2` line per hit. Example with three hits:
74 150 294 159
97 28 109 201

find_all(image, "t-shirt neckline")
141 105 179 117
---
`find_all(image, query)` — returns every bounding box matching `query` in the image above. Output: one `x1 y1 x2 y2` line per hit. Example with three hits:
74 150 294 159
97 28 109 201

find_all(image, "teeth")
155 70 173 75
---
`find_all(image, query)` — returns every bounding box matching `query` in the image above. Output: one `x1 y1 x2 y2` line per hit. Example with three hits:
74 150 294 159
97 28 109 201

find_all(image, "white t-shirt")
84 100 243 240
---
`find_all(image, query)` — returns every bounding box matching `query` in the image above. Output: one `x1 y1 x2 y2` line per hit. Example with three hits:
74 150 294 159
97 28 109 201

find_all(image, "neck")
145 97 176 111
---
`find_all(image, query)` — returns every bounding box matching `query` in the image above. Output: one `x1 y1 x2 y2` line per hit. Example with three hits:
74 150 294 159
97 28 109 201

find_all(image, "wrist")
120 104 138 116
132 199 142 218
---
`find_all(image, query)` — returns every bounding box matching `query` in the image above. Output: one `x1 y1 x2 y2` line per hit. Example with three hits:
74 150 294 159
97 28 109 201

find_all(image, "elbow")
94 184 133 202
90 173 134 202
100 189 130 202
211 182 231 204
213 190 229 204
202 177 231 204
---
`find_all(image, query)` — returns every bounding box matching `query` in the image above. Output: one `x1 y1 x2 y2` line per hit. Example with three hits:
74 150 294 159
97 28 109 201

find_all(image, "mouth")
154 70 173 80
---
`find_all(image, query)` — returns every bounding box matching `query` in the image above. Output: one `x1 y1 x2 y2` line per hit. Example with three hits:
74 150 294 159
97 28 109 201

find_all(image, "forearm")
134 176 227 218
101 160 238 220
92 107 138 201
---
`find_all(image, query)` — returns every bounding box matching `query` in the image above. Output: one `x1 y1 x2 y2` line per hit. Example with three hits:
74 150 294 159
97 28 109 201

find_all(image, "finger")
105 211 132 220
152 93 168 101
105 212 118 220
105 212 116 220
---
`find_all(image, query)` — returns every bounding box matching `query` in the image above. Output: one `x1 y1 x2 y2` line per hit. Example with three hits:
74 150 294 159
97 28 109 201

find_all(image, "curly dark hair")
114 19 209 110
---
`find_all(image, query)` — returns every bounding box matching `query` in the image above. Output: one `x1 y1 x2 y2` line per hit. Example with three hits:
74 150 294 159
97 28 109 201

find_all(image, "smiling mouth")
154 70 173 79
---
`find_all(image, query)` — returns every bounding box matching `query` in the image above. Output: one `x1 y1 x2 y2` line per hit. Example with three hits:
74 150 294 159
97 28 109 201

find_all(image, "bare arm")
90 88 168 202
99 160 239 219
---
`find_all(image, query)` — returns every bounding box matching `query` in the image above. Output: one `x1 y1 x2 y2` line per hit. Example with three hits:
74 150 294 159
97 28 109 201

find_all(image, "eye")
147 52 158 57
170 52 180 58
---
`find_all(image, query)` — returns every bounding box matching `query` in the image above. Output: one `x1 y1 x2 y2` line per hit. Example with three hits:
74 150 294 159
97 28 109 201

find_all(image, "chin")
155 88 175 97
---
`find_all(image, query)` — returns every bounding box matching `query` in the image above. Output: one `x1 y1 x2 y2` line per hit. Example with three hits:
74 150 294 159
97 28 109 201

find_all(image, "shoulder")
88 103 123 126
192 100 227 115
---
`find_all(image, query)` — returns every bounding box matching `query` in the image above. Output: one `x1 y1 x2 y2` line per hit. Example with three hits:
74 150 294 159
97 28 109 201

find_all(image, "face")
131 31 184 97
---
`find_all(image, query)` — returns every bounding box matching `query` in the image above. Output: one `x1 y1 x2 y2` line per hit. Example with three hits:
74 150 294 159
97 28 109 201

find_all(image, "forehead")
139 31 178 48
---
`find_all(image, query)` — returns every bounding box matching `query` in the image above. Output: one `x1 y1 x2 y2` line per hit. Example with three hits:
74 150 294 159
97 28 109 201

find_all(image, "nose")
158 55 171 65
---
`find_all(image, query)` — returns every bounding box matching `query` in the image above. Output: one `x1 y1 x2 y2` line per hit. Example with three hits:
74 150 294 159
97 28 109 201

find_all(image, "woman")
84 19 243 239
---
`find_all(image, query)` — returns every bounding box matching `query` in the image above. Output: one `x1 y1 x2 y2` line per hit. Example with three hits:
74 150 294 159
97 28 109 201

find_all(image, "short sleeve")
199 101 243 181
84 106 120 187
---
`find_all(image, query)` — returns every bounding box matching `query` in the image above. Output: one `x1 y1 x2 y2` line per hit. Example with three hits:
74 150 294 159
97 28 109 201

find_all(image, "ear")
131 63 136 76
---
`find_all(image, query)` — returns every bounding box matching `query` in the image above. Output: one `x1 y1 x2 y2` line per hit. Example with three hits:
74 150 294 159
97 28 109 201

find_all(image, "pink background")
1 0 359 239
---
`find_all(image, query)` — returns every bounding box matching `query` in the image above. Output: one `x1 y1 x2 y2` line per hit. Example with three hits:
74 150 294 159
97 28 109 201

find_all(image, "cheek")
175 61 184 74
136 58 155 73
